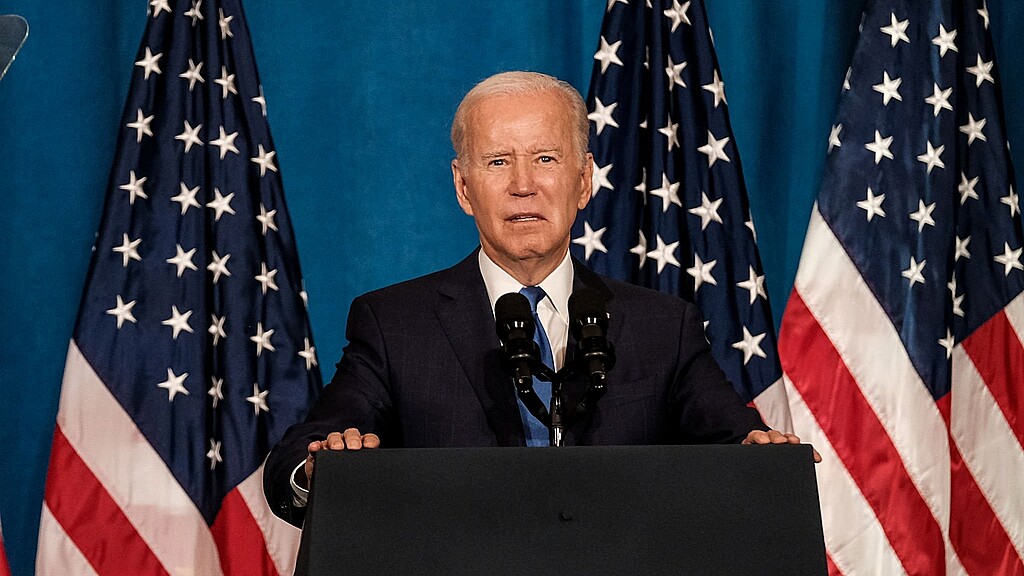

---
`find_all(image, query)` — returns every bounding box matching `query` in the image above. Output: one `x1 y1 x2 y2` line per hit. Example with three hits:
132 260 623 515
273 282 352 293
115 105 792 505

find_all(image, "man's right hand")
300 428 381 489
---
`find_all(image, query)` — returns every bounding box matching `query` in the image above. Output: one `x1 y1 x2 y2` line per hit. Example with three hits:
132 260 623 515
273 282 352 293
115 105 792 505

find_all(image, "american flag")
778 0 1024 574
571 0 792 430
0 515 9 576
36 1 321 574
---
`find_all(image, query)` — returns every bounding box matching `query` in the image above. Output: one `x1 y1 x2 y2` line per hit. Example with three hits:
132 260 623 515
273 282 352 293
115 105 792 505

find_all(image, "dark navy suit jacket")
264 251 767 526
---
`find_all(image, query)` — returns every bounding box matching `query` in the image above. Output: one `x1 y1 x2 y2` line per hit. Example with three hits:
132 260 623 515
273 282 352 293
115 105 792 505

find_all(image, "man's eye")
489 159 506 166
539 156 555 163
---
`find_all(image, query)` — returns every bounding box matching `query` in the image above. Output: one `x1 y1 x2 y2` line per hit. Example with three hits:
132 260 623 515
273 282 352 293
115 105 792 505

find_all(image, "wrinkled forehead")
463 91 576 151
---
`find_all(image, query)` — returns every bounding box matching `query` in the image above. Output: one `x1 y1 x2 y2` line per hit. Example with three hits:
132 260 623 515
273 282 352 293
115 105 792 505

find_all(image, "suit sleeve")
263 294 396 526
668 300 768 443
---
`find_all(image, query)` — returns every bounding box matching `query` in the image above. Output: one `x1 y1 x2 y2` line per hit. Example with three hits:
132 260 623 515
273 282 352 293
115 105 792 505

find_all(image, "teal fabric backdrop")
1 1 1022 574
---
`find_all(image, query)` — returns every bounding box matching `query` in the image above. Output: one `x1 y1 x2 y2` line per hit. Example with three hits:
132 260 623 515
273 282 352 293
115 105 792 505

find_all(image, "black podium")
295 445 825 576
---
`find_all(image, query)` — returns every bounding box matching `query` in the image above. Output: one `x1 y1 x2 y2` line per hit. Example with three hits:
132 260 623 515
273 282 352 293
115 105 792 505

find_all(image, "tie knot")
519 286 547 312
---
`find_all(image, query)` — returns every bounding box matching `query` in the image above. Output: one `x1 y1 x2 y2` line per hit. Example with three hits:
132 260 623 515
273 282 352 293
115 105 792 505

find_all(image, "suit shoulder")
353 256 474 309
600 275 694 315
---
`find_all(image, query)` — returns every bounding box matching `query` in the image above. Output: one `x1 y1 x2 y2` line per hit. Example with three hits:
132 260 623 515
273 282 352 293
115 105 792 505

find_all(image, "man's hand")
300 428 381 488
742 429 822 463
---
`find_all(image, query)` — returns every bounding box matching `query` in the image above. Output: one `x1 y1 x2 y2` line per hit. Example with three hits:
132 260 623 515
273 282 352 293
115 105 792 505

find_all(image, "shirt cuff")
289 459 309 508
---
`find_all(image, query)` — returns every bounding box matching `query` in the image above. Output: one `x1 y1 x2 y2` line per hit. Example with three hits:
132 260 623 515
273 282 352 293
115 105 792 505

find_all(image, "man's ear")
577 152 594 210
452 159 475 216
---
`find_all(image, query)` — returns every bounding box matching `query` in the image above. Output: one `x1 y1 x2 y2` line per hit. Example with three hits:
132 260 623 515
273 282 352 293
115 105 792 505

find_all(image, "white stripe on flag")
1007 293 1024 346
793 206 967 575
236 464 301 576
36 505 101 576
783 374 908 576
951 338 1024 561
752 377 794 433
57 340 224 576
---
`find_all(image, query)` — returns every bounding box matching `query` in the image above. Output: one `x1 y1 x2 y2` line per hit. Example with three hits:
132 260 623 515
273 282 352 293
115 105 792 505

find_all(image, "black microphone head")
495 292 534 343
568 288 609 340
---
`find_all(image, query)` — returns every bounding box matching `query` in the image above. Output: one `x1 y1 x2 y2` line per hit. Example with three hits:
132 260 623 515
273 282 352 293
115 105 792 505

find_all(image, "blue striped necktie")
518 286 553 447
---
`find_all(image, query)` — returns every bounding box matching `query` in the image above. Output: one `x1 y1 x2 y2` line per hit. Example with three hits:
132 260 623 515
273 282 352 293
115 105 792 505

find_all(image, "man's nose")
509 161 535 196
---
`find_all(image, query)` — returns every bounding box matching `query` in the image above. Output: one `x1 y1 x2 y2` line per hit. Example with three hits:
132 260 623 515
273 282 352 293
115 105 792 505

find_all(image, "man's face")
452 90 593 274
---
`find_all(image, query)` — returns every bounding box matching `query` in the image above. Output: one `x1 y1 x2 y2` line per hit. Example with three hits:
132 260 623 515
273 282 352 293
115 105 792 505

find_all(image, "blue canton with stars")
73 0 322 523
818 0 1023 400
571 0 782 403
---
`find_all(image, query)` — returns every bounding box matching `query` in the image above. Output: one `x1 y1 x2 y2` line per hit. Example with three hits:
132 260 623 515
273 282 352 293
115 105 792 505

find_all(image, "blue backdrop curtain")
1 1 1021 573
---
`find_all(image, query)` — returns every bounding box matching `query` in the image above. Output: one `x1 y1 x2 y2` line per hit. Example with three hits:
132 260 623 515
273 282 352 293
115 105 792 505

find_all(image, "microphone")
568 288 615 415
0 15 29 83
495 292 540 394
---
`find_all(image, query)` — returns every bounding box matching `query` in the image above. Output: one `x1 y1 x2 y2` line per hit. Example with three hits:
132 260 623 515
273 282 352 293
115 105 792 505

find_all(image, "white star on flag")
299 338 318 370
214 65 238 98
857 187 886 221
865 130 894 164
257 204 278 235
179 58 204 91
246 383 270 415
166 244 198 277
209 126 239 159
697 130 731 167
647 235 681 274
594 36 624 74
127 109 155 143
206 439 223 470
206 188 236 220
901 256 927 287
157 368 189 402
572 222 609 261
175 120 203 153
591 160 614 197
255 262 279 294
208 314 226 346
251 144 278 177
250 322 276 356
650 173 681 212
106 295 137 328
119 170 149 205
171 182 201 215
162 305 194 339
207 251 231 283
113 234 142 267
731 327 767 365
588 97 620 135
687 191 724 230
880 13 910 47
135 47 163 80
686 252 717 290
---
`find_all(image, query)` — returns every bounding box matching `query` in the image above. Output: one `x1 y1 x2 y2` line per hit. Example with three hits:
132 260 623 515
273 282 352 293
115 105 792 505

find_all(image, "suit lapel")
436 251 525 446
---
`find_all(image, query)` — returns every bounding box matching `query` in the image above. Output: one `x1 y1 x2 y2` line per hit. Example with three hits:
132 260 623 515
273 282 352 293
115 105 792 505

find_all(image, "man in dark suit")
264 71 812 527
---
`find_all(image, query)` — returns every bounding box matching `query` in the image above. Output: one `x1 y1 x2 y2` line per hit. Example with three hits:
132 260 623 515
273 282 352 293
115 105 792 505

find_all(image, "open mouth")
508 213 544 222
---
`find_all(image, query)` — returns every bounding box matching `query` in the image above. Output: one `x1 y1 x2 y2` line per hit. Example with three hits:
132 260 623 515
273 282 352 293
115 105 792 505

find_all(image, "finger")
742 430 771 445
307 440 322 455
326 431 346 450
769 431 790 445
362 433 381 449
342 428 364 450
812 448 823 463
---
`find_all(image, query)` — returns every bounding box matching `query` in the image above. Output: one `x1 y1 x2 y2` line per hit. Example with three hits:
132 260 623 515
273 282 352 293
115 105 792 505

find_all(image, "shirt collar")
478 248 573 323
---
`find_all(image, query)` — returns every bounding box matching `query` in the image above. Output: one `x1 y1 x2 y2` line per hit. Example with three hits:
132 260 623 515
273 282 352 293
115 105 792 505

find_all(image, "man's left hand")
742 429 823 463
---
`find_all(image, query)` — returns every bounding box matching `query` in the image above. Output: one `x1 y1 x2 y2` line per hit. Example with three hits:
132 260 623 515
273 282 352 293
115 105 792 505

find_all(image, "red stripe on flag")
960 310 1024 449
0 530 10 576
779 291 945 576
211 488 279 575
45 426 169 576
825 551 842 576
949 434 1024 575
